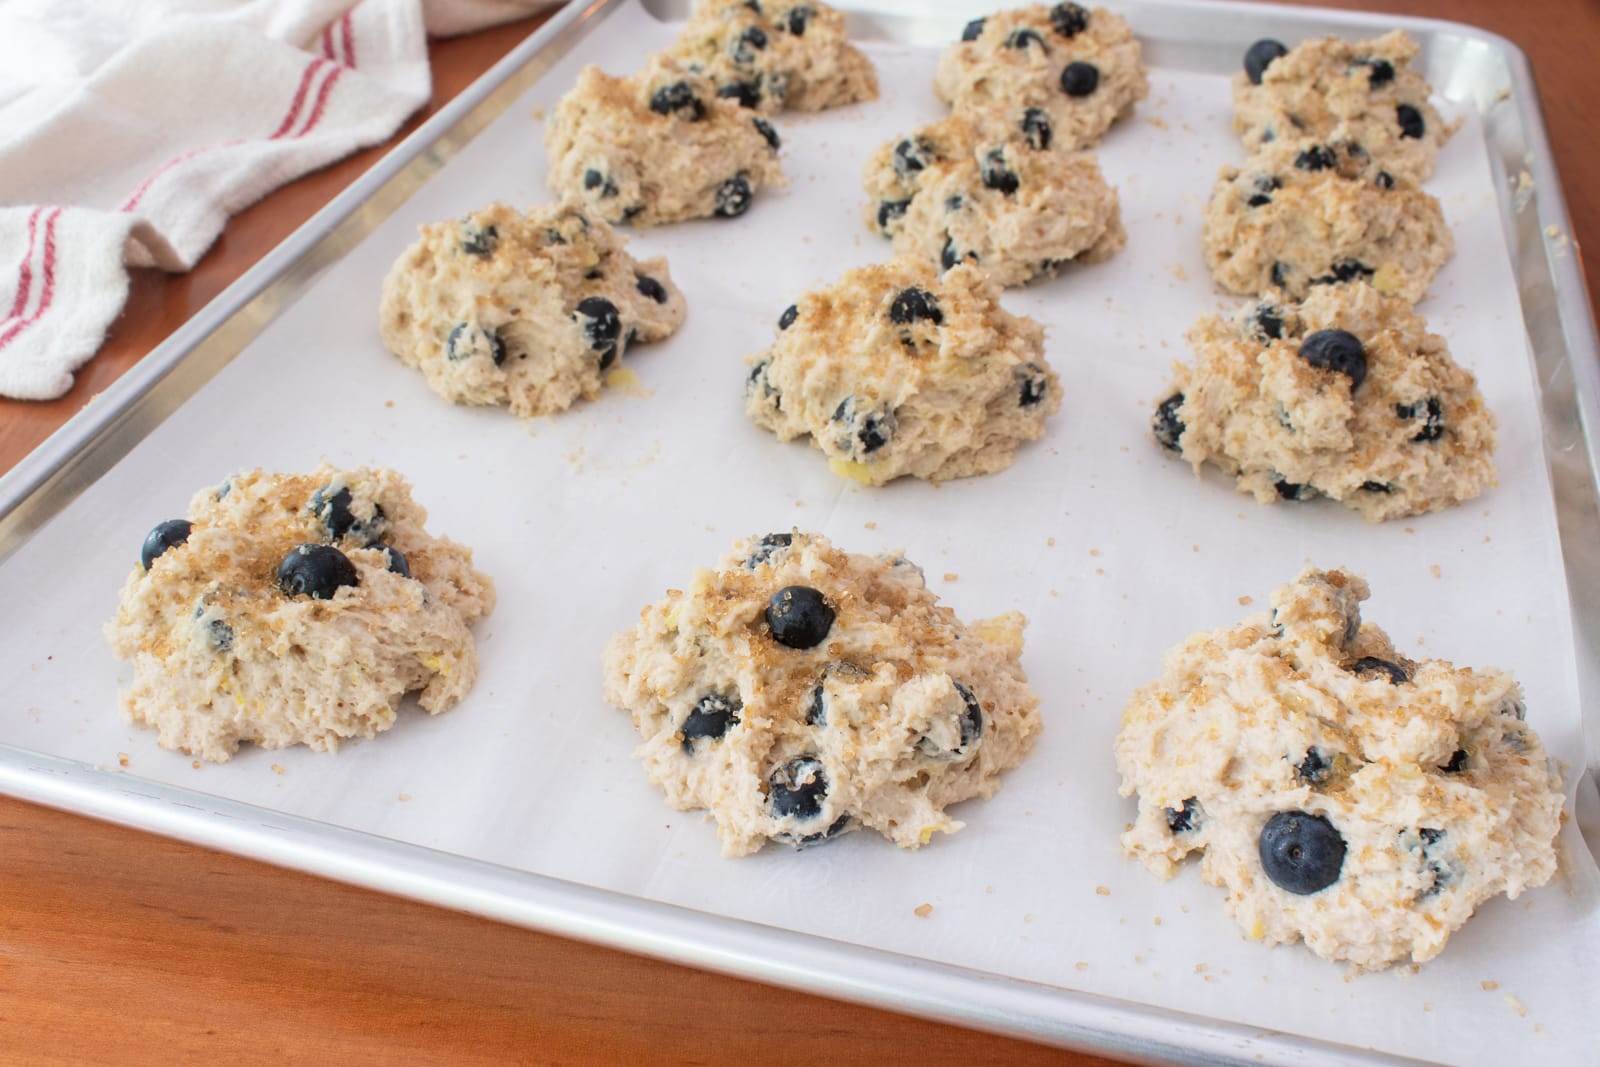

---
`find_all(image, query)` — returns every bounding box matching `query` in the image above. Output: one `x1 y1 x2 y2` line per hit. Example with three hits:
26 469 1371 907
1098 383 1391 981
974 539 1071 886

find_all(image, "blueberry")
1375 170 1395 189
960 17 985 42
1295 747 1333 784
1311 259 1374 286
1254 302 1284 340
1396 103 1425 139
1415 827 1451 897
1247 174 1280 207
1259 811 1345 894
1049 2 1088 37
1441 748 1469 773
1017 362 1049 407
140 519 193 570
381 545 411 577
1020 107 1052 149
769 755 827 819
778 304 798 330
583 268 603 281
876 198 910 229
1294 144 1336 171
1165 797 1200 833
1299 329 1367 389
575 296 622 369
892 137 934 180
446 322 506 366
752 116 780 150
940 237 976 271
650 81 705 120
746 531 793 568
636 274 668 304
784 6 812 35
1361 480 1393 493
981 147 1019 194
747 359 780 406
1244 39 1288 85
889 286 942 325
583 168 604 190
309 484 385 543
1006 28 1047 50
714 174 753 217
1396 396 1444 442
718 80 762 109
858 411 893 452
460 221 498 256
944 194 964 211
776 813 851 848
730 25 768 65
916 681 984 760
205 618 235 652
1269 261 1290 288
765 585 835 649
1351 656 1409 685
1274 477 1314 501
276 544 359 600
806 683 826 725
1153 392 1185 452
681 692 741 750
1363 57 1395 87
1060 61 1099 97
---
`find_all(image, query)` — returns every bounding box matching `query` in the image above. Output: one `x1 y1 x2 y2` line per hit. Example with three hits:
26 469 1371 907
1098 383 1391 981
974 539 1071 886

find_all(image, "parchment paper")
2 3 1595 1062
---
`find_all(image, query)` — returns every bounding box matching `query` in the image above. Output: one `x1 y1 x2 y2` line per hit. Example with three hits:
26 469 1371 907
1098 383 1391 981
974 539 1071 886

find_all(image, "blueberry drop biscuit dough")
1202 137 1451 303
546 55 786 226
663 0 877 114
863 112 1124 287
1233 30 1452 182
106 467 495 762
602 531 1042 856
1154 282 1494 521
746 259 1060 485
380 201 686 418
935 3 1148 151
1115 568 1563 969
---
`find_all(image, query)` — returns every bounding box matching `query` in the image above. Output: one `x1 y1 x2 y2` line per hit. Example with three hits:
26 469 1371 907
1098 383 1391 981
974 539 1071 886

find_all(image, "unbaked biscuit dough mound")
1115 568 1563 970
106 467 496 762
663 0 877 114
1233 31 1452 182
745 259 1060 485
602 531 1042 856
545 55 786 227
862 112 1124 288
1202 137 1451 303
1153 282 1495 521
934 3 1148 151
379 201 686 418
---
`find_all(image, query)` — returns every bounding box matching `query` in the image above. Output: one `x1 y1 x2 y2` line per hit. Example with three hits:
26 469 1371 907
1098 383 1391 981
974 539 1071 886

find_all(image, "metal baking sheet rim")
0 1 1592 1064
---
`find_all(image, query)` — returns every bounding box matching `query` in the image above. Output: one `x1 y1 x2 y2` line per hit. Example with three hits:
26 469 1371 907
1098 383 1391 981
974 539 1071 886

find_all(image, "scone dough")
1233 30 1451 182
1116 568 1563 970
1154 281 1495 521
863 112 1124 287
745 259 1060 485
663 0 877 114
602 531 1042 856
546 55 786 227
934 3 1148 150
379 201 686 417
106 466 495 762
1202 137 1451 303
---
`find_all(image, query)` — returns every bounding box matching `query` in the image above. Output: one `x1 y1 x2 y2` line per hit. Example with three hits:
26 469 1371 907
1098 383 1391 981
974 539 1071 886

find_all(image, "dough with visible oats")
934 3 1147 150
1115 568 1563 970
379 201 685 418
545 55 785 226
1202 138 1451 303
745 259 1060 485
602 531 1041 856
106 467 495 762
1233 30 1451 182
863 111 1124 288
1153 282 1494 521
663 0 877 114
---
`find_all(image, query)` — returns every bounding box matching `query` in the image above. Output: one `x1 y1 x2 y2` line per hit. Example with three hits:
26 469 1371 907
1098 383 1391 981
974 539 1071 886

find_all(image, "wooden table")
2 3 1594 1062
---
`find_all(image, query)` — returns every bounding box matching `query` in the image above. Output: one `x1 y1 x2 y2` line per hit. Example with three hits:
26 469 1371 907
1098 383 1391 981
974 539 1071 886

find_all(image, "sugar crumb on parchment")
191 760 201 770
1504 994 1528 1018
863 521 877 530
384 399 395 408
1088 547 1101 557
398 793 413 802
1046 537 1056 547
270 763 285 775
1095 885 1111 897
1075 961 1089 972
1430 564 1443 579
117 753 129 767
943 573 959 582
913 903 934 918
1481 979 1500 991
1237 595 1253 606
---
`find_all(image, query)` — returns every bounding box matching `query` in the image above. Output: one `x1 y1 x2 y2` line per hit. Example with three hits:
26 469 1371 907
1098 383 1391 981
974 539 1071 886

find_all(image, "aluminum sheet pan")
1 1 1596 1063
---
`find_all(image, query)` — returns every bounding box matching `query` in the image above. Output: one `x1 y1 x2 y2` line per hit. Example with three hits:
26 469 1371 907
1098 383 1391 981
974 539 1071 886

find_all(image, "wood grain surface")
1 3 1595 1063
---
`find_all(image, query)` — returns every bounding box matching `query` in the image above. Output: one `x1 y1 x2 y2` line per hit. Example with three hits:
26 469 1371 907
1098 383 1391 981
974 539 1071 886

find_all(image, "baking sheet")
2 1 1596 1062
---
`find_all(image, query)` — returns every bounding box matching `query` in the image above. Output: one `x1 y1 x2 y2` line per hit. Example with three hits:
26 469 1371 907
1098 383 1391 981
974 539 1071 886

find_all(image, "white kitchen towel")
0 0 550 401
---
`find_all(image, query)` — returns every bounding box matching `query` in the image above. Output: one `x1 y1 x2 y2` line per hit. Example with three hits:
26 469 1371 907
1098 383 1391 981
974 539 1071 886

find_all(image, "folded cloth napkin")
0 0 550 401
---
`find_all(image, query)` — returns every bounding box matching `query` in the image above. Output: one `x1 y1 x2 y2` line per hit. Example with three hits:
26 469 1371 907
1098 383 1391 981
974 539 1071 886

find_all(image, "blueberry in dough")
682 692 741 749
805 683 826 725
766 585 836 649
636 274 669 303
961 17 985 41
460 222 498 256
1049 2 1088 37
1441 748 1469 773
1363 57 1395 87
893 137 933 179
1017 363 1049 407
730 26 768 65
876 198 910 229
1253 302 1284 340
1397 397 1445 442
649 81 705 120
276 544 359 600
715 174 754 217
888 286 942 325
718 80 761 109
575 296 622 368
980 148 1020 194
778 304 798 330
1396 103 1426 139
1298 329 1367 389
1295 747 1333 784
446 322 506 366
1005 28 1047 51
769 755 827 819
1152 392 1185 452
309 484 385 543
746 531 793 567
141 519 193 571
1259 811 1346 895
1351 656 1409 685
752 116 780 150
783 6 812 35
1020 107 1052 149
1294 144 1337 171
381 545 411 578
1060 61 1099 97
1165 797 1200 833
917 681 984 760
1244 39 1288 85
